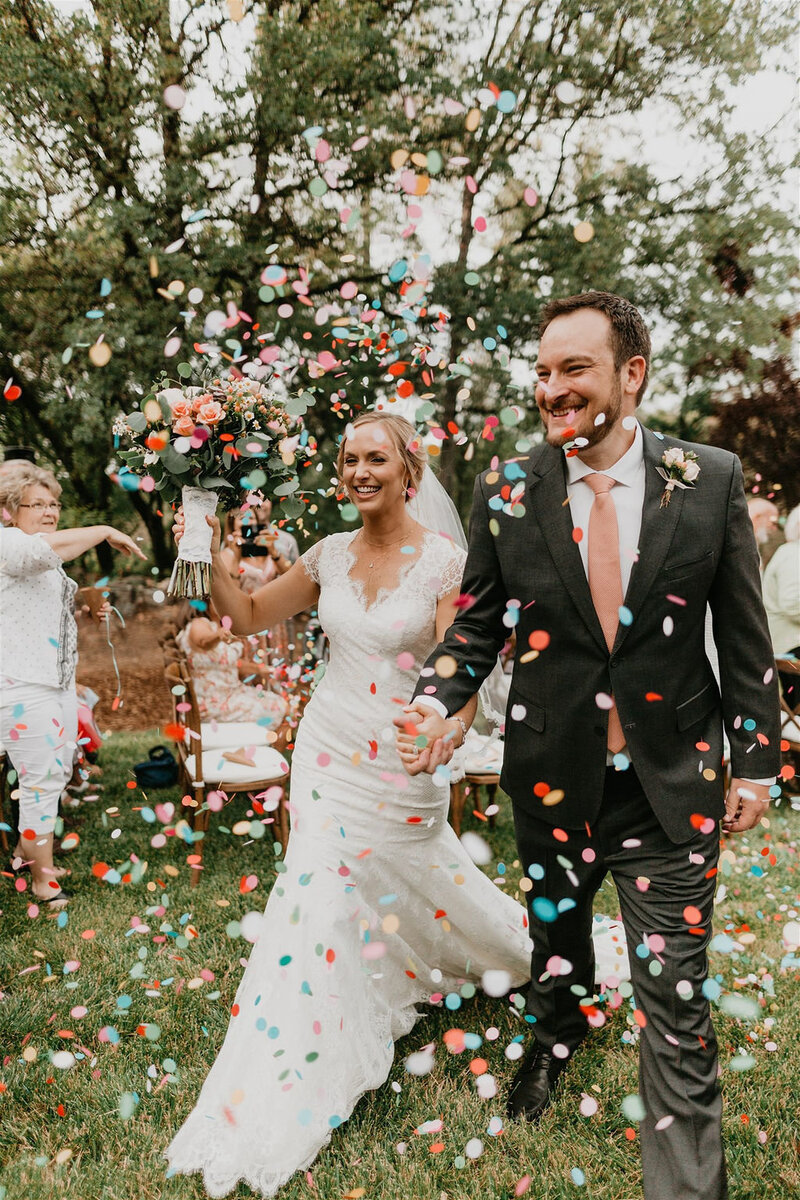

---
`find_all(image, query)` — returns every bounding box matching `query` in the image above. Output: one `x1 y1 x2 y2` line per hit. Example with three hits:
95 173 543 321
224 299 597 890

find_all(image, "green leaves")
126 411 147 433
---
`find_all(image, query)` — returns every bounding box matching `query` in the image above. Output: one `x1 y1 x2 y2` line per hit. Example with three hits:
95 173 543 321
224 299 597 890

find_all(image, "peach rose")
172 414 196 436
169 398 194 420
191 391 213 413
196 400 225 427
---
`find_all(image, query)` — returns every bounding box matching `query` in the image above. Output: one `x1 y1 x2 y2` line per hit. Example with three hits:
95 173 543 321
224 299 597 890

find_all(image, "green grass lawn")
1 730 798 1200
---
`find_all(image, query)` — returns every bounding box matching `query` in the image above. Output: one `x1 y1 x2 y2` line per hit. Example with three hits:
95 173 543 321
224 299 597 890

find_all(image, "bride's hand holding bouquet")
114 372 302 597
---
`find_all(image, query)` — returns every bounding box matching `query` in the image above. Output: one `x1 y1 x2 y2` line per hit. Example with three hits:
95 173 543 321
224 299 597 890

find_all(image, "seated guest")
763 504 800 706
0 465 144 907
176 615 288 728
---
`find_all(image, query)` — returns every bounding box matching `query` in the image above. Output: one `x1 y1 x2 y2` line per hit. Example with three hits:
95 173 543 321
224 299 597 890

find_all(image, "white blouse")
0 527 78 690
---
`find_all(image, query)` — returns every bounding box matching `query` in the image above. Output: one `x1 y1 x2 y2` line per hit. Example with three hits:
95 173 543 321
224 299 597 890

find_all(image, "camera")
239 520 271 558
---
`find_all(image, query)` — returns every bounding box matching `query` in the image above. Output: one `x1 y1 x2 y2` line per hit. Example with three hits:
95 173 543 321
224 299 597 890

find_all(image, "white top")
0 527 78 689
762 540 800 656
565 419 646 595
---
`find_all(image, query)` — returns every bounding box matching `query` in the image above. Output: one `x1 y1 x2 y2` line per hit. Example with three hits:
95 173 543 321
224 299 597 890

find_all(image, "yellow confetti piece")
434 654 457 678
542 789 564 806
574 221 595 243
465 108 481 132
88 342 111 367
390 148 409 170
149 255 159 277
519 649 539 663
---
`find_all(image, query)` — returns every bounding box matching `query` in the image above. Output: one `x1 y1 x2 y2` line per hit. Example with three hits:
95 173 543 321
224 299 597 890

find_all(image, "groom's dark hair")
539 291 651 403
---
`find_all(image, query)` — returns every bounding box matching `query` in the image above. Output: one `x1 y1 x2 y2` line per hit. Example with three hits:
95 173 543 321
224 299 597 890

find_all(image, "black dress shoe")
506 1044 569 1122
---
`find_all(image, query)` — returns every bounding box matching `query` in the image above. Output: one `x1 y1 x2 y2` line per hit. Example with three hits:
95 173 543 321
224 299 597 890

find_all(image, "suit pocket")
676 681 719 731
663 549 714 581
507 688 545 732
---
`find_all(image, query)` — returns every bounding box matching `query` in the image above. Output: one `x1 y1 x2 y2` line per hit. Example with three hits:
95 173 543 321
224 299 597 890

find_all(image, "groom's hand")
394 703 456 776
722 778 771 833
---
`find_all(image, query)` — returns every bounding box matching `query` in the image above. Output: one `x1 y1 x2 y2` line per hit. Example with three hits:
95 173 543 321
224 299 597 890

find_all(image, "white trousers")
0 679 78 837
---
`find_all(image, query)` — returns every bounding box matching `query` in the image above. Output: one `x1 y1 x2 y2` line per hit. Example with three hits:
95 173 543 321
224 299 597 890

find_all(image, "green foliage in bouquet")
113 366 305 518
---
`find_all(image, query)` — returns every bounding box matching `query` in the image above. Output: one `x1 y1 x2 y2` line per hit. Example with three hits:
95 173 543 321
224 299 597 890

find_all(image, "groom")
399 292 781 1200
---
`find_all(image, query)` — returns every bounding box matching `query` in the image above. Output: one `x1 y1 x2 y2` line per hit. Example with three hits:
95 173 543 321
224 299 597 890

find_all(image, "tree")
707 356 800 512
1 0 797 558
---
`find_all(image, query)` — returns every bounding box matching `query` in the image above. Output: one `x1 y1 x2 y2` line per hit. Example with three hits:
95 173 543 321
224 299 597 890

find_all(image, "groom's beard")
541 377 623 450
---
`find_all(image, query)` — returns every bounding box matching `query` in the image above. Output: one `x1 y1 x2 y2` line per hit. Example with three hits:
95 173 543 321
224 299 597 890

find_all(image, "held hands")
393 703 461 776
722 778 771 833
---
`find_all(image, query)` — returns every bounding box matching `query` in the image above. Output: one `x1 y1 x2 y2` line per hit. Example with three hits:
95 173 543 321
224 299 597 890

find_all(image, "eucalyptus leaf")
200 477 234 489
126 412 147 433
279 497 305 518
161 445 193 474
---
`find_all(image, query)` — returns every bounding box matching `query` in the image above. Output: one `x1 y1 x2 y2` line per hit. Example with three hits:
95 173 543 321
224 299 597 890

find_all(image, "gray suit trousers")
512 766 727 1200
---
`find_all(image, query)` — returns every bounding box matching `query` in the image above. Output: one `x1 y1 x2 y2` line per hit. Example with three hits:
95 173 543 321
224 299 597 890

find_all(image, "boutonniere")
656 448 700 508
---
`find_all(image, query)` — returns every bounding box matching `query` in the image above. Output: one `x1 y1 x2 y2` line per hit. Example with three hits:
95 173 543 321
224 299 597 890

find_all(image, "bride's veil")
408 466 508 727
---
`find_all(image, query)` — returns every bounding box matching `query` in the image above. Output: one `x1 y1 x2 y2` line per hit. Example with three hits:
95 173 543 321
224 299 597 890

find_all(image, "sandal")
36 887 72 908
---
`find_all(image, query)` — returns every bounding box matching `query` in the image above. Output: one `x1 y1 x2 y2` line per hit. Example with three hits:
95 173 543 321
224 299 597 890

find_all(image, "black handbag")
133 745 179 789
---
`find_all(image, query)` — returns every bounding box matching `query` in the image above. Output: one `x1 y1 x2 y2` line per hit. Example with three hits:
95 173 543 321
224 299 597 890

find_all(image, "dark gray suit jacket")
414 425 781 843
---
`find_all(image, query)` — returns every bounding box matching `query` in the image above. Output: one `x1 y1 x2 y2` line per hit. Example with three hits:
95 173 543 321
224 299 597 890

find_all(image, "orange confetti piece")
528 630 550 651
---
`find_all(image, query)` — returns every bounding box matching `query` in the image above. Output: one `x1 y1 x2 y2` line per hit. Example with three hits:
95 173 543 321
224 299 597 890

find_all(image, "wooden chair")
776 656 800 784
164 660 290 886
449 771 500 839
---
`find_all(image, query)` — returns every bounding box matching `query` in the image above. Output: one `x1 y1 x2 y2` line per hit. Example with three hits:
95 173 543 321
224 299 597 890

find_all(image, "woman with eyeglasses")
0 464 145 908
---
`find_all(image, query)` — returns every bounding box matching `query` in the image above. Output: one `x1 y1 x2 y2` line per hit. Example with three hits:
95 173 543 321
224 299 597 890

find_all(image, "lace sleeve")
300 538 325 585
436 543 467 599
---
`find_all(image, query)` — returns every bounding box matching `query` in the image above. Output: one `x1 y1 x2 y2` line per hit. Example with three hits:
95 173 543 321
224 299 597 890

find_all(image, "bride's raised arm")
174 510 320 636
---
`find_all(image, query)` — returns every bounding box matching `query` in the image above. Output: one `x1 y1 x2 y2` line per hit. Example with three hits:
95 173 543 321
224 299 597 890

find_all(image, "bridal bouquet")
114 374 302 597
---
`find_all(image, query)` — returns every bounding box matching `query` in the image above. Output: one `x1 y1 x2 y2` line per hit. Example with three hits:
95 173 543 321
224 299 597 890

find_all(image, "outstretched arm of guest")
43 526 146 562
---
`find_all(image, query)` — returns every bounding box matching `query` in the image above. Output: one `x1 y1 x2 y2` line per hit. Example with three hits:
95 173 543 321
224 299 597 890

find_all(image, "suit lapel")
613 426 684 653
526 443 608 654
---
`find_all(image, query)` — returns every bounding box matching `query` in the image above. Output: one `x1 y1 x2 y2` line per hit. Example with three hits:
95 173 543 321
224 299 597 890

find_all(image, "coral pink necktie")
584 473 625 753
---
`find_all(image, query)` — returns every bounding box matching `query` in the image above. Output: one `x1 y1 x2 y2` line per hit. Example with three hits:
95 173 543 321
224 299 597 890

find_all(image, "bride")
165 411 532 1197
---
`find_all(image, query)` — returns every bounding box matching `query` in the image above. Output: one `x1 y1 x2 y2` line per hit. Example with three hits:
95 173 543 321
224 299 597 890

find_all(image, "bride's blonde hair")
336 411 427 498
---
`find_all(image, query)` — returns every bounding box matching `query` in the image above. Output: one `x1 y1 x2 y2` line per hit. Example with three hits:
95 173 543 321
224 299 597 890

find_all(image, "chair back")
163 658 204 765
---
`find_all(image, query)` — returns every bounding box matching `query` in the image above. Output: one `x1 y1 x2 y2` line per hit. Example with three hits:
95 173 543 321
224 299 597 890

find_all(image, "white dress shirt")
566 419 645 596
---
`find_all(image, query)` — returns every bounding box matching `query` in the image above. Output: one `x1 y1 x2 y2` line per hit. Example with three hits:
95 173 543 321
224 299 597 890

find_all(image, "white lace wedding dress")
165 530 532 1197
